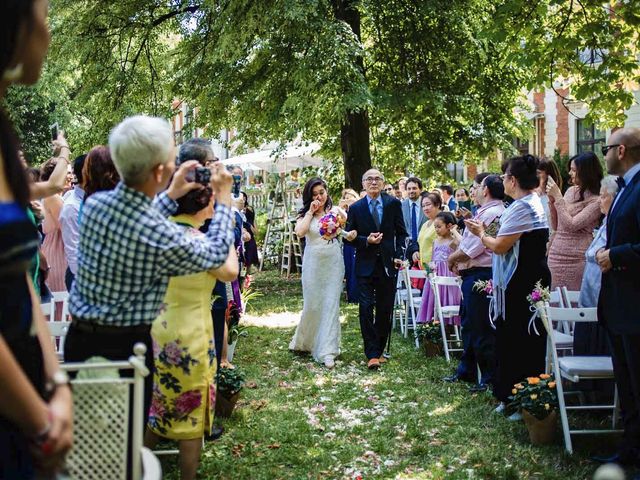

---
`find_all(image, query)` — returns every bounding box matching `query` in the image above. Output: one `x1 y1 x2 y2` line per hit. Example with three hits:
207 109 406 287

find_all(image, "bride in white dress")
289 178 357 368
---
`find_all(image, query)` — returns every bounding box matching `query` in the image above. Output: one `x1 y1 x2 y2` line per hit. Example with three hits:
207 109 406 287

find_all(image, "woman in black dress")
466 154 551 417
1 1 73 477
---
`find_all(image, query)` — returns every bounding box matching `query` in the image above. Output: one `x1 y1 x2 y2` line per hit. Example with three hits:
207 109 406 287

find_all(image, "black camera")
176 156 211 185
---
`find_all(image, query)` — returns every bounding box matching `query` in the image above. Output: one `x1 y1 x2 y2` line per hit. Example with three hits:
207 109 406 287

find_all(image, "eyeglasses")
364 176 384 184
384 187 393 192
601 144 621 156
500 173 512 180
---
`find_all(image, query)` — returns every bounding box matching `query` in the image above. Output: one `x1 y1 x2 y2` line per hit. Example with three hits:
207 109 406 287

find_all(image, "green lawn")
163 271 604 479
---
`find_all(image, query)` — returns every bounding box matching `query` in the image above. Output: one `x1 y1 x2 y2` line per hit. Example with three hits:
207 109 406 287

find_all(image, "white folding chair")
549 287 574 353
51 291 70 322
40 301 54 320
544 305 621 454
47 320 70 361
430 275 463 362
393 274 407 333
404 268 429 347
61 343 161 480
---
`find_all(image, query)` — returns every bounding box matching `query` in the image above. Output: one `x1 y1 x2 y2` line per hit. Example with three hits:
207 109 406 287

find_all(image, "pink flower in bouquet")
530 290 542 302
243 275 252 290
318 210 346 241
484 280 493 295
175 390 202 416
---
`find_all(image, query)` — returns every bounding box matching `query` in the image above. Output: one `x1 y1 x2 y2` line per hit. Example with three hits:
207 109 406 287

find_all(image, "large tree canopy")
7 0 638 181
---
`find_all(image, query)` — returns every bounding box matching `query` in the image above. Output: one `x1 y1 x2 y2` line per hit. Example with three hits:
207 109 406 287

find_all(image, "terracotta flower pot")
423 341 443 358
522 409 557 445
215 392 240 418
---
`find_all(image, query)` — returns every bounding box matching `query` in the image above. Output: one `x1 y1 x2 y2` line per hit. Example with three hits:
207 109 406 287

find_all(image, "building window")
446 161 465 183
576 119 605 157
513 137 529 156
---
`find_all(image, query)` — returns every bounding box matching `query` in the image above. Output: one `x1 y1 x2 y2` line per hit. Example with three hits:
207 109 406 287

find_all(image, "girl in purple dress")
416 212 462 325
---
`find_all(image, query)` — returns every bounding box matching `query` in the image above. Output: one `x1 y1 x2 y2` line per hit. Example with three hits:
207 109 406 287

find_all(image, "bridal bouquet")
318 208 347 242
527 280 551 335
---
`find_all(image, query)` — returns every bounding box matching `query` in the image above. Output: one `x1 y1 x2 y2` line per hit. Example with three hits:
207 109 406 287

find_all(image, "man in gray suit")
401 176 427 243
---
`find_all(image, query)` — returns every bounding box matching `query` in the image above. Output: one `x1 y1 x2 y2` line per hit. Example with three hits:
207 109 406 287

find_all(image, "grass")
162 270 608 479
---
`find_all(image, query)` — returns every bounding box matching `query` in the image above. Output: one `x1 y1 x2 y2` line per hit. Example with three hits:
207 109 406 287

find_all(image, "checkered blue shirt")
69 182 235 326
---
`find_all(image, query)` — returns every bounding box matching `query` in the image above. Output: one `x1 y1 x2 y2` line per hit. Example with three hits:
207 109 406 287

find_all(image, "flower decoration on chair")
473 279 493 296
526 280 551 335
318 207 347 242
509 373 558 420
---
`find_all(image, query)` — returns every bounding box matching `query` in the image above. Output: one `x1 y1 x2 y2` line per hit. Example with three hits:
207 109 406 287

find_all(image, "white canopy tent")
220 143 326 173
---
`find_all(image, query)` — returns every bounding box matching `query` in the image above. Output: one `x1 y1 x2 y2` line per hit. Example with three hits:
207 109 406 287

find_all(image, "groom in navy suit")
346 168 408 369
595 127 640 469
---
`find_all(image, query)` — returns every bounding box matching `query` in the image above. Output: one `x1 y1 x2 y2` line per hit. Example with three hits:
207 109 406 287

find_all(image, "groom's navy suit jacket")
345 193 408 277
599 168 640 335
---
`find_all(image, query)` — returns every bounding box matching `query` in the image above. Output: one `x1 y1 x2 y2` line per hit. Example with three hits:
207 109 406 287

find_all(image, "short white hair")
108 115 174 185
601 175 619 196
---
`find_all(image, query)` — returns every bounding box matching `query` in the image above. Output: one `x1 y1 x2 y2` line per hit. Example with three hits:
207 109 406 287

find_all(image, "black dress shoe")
205 426 224 441
468 383 489 393
443 373 475 383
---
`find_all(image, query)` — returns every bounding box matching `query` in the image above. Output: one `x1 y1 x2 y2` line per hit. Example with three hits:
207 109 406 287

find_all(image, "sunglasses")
601 144 620 156
384 187 393 192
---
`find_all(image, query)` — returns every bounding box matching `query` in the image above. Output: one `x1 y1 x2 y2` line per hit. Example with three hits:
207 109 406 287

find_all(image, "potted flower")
509 373 559 445
416 322 443 357
227 324 248 362
215 366 246 418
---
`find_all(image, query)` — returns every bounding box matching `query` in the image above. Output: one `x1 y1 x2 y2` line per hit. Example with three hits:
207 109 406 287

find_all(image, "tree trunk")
333 0 371 190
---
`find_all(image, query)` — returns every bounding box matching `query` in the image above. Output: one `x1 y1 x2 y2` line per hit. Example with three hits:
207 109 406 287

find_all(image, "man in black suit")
346 168 408 369
595 127 640 468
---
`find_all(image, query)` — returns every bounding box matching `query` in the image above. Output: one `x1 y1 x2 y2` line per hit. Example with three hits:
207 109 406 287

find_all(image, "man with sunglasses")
593 128 640 470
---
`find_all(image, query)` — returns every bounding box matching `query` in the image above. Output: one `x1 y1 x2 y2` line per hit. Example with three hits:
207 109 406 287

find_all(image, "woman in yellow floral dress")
144 176 238 480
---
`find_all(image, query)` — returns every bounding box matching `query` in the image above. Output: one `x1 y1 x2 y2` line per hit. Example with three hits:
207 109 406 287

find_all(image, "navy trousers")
357 259 397 359
456 267 496 385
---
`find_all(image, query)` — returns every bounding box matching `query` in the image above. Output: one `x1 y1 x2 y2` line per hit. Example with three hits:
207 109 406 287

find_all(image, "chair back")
561 287 580 308
61 344 153 480
544 305 597 360
51 291 70 321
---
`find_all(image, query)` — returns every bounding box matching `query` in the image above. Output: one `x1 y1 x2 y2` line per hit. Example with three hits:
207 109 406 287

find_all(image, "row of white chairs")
394 277 619 454
395 269 464 360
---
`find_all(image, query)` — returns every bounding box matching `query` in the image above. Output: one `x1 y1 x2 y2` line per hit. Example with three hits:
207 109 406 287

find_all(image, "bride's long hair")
298 177 333 218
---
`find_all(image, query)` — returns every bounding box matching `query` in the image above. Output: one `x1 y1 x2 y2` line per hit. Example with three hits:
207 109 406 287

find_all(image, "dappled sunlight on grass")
162 270 597 479
427 403 458 417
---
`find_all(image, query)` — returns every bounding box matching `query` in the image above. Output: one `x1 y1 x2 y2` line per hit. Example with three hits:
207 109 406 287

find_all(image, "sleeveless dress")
147 216 217 440
493 229 551 403
416 241 461 325
289 216 345 364
0 202 46 479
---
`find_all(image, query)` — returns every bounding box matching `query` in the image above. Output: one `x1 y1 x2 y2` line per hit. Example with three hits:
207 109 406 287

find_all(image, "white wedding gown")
289 216 344 364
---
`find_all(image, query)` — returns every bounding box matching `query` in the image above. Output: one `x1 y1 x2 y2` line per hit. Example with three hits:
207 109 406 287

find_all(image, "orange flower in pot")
509 373 559 445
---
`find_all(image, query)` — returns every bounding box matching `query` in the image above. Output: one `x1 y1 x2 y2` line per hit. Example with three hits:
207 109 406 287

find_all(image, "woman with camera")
145 152 238 480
